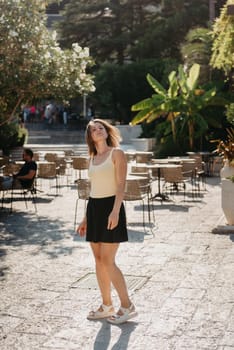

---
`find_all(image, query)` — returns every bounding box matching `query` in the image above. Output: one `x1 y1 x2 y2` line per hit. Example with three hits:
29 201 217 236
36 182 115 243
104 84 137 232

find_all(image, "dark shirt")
17 161 37 188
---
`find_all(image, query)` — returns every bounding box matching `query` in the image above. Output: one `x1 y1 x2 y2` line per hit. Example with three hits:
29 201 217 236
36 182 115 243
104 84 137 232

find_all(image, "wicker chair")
135 152 153 164
2 163 22 176
130 165 150 178
130 166 154 199
125 152 136 163
54 158 69 186
74 179 91 228
0 156 9 168
37 162 59 195
188 154 206 190
10 176 37 212
72 156 89 180
162 166 189 200
124 178 153 228
181 161 199 196
33 152 40 161
44 153 58 162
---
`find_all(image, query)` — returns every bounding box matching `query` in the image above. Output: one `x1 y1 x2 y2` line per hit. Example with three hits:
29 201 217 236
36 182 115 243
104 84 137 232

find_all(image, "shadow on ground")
212 225 234 242
93 319 138 350
0 209 76 269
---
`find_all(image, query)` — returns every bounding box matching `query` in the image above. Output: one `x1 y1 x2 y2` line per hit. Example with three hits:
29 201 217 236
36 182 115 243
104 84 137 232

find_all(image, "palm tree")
131 63 226 150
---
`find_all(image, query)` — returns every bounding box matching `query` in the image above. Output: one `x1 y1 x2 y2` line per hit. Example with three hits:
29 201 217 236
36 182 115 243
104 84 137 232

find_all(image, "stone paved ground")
0 174 234 350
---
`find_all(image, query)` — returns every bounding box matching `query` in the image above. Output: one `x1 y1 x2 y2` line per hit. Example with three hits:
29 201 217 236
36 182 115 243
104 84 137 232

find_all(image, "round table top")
151 158 194 164
145 163 182 169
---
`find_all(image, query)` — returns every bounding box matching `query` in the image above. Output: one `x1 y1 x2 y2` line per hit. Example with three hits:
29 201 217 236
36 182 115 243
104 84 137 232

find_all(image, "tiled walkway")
0 174 234 349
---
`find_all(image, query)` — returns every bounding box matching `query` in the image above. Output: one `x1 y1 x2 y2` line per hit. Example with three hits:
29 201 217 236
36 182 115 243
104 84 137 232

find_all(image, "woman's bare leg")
90 242 112 306
100 243 131 308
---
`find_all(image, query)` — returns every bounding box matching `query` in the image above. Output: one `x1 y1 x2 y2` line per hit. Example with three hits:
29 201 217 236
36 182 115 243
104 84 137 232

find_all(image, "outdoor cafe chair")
9 176 37 213
0 176 37 213
181 161 200 197
188 154 206 190
72 156 89 180
37 162 59 195
130 165 150 178
125 152 136 163
135 152 153 164
124 178 154 229
2 163 22 176
44 153 58 162
74 179 90 228
162 166 190 200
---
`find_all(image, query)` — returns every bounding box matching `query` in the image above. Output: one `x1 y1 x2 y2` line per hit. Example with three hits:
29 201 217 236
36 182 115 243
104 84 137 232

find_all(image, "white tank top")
88 148 116 198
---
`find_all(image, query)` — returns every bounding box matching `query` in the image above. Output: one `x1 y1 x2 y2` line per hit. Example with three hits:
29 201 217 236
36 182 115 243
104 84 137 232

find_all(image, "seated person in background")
0 148 37 190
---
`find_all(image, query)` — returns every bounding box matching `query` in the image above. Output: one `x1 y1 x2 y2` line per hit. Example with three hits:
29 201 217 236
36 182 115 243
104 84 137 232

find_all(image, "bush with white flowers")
0 0 95 125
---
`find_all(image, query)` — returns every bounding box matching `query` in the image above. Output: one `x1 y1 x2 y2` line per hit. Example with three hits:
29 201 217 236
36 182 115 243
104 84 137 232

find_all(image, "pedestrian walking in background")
77 118 137 324
29 105 36 123
63 105 69 126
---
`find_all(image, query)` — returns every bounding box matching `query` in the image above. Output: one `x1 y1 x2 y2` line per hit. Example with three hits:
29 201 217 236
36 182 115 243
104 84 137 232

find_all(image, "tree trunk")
188 120 194 150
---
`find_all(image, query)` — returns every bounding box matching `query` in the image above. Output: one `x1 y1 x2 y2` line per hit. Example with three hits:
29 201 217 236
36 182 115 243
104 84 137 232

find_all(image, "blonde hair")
85 119 122 156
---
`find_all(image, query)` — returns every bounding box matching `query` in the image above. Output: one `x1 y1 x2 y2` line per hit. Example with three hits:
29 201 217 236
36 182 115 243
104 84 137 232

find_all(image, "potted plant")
222 174 234 225
212 128 234 178
211 129 234 225
213 129 234 225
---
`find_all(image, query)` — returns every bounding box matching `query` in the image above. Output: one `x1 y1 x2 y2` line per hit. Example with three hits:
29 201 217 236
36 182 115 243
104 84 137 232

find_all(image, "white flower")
44 51 51 60
74 78 80 86
72 43 82 53
9 29 18 37
51 30 57 41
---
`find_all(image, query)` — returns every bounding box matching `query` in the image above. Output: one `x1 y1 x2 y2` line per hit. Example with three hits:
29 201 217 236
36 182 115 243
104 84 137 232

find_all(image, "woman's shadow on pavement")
93 320 138 350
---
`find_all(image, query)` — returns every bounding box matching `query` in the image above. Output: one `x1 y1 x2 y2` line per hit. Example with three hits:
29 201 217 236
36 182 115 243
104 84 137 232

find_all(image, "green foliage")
131 63 228 151
226 103 234 125
58 0 209 63
153 120 185 157
0 0 94 151
227 175 234 183
92 58 179 123
210 0 234 75
211 128 234 164
0 0 94 122
140 120 158 138
181 27 212 84
0 117 28 155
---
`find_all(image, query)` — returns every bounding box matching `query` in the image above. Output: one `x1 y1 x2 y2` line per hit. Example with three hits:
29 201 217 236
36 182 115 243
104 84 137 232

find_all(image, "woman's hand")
107 210 119 230
76 218 87 237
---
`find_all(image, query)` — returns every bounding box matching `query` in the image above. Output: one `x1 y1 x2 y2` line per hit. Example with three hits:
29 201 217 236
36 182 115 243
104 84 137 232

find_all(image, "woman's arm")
76 157 90 236
77 217 87 236
107 148 127 230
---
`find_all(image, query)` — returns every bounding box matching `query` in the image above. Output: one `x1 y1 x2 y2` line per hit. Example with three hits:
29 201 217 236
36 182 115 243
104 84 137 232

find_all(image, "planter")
221 178 234 225
220 160 234 178
131 138 155 151
116 125 142 144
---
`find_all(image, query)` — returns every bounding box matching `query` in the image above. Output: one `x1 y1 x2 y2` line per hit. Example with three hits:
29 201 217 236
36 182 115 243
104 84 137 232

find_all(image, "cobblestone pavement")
0 174 234 350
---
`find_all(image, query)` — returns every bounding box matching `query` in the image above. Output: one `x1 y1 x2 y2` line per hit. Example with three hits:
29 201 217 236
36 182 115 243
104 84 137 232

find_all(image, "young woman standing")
77 119 137 324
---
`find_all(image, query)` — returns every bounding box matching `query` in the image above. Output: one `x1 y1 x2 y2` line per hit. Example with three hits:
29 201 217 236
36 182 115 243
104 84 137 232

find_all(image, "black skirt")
86 196 128 243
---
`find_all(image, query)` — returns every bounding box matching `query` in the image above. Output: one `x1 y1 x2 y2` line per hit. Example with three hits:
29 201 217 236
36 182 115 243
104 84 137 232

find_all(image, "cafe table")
152 158 195 164
147 163 182 201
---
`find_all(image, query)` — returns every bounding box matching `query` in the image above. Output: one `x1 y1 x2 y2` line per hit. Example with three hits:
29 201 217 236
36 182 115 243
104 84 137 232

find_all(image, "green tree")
131 0 210 61
181 27 213 84
58 0 211 64
58 0 163 65
131 64 226 150
0 0 95 128
210 0 234 76
92 58 178 123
